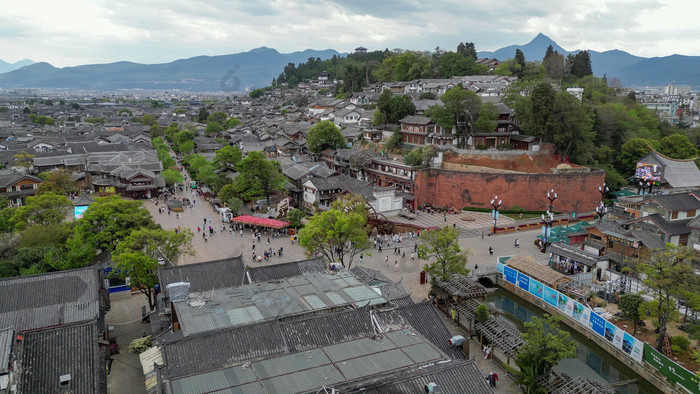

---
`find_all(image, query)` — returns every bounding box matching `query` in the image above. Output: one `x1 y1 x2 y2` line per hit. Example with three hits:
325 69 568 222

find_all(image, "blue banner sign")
517 272 529 291
503 266 517 285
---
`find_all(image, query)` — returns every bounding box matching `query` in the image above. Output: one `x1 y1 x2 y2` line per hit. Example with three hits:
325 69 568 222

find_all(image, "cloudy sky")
1 0 698 67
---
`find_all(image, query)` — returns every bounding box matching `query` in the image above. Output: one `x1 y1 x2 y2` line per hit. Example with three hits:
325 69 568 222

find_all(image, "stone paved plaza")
145 188 549 302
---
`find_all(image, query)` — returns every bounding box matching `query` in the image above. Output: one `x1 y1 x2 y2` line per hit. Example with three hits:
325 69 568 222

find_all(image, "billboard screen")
635 162 662 181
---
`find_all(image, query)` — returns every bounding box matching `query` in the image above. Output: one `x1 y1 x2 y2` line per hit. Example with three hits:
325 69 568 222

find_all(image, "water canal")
485 288 661 394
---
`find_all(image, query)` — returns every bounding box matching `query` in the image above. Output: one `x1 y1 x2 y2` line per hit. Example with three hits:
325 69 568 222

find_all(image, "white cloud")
0 0 698 66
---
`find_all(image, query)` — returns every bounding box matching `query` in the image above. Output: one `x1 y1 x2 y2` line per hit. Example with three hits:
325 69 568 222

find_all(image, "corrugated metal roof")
0 328 12 375
0 267 100 331
168 324 448 394
174 271 386 336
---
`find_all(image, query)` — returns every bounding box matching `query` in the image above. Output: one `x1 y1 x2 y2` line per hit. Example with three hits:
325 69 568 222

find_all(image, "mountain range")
477 33 700 88
0 48 341 92
0 59 35 74
1 34 699 91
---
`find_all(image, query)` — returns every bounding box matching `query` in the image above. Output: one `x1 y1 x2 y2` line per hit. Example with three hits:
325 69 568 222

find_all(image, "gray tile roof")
642 151 700 188
399 115 432 125
245 257 326 283
158 256 246 293
0 327 12 375
163 311 448 393
0 267 100 332
172 271 387 336
0 169 42 188
647 193 700 212
342 360 492 394
376 301 467 360
17 321 106 394
349 266 392 286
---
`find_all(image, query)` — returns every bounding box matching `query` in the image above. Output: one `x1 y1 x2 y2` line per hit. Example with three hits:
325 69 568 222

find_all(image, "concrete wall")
414 168 605 212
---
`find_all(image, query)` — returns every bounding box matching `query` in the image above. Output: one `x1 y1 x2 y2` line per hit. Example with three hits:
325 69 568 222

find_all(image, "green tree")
417 226 469 281
213 145 243 172
299 194 371 269
474 304 490 323
658 134 698 159
618 293 644 335
404 147 424 166
475 102 499 132
197 107 210 123
385 127 402 151
178 140 194 154
249 89 265 99
514 49 526 79
10 193 72 231
509 315 577 394
430 85 481 148
118 108 133 116
529 82 556 140
386 95 416 124
231 151 286 203
306 120 345 154
456 42 478 60
542 45 565 80
287 208 306 229
74 196 156 252
139 114 158 126
38 169 76 194
619 138 656 174
225 117 242 129
113 228 193 310
205 121 224 134
207 111 227 124
162 169 184 186
635 245 698 351
570 50 593 78
13 151 35 172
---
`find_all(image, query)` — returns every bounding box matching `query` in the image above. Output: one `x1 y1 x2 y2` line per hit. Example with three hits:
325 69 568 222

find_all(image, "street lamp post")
638 180 651 195
541 211 554 251
490 195 502 235
596 201 608 223
597 182 609 223
546 189 558 213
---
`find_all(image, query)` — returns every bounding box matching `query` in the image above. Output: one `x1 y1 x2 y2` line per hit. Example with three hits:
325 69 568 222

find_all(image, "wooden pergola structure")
475 316 524 366
434 274 490 300
505 255 571 289
449 298 499 336
536 370 615 394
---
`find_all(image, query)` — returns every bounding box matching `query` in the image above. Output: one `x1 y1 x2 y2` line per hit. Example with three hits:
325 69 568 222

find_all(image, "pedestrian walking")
394 260 398 272
489 246 493 255
385 256 389 266
252 243 255 250
401 251 405 259
240 229 243 237
359 254 363 264
414 244 418 253
378 245 382 253
444 214 447 222
410 252 414 261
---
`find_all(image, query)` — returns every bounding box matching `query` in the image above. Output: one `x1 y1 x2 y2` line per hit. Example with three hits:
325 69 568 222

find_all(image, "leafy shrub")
670 335 690 352
476 144 488 150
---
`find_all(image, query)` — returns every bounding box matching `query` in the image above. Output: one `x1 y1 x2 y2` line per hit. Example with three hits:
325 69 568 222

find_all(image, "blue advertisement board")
528 278 543 299
543 286 559 307
557 293 569 313
497 262 505 274
517 272 529 291
74 205 89 219
589 312 606 337
572 302 585 321
503 266 518 285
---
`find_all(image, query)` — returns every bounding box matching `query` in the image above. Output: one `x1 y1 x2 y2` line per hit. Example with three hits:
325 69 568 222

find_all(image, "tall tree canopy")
231 151 286 203
417 226 469 281
298 194 371 269
306 120 346 154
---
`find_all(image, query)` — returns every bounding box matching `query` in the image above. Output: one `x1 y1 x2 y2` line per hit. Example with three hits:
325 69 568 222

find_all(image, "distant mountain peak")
530 32 554 43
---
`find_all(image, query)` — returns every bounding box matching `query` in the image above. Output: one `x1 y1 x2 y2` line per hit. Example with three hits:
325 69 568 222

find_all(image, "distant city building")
566 87 584 101
665 83 691 96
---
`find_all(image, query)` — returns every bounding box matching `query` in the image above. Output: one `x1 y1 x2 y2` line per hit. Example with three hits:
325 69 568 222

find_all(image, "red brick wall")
414 169 605 213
